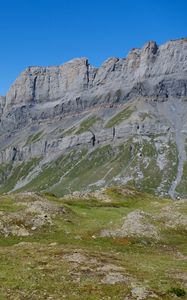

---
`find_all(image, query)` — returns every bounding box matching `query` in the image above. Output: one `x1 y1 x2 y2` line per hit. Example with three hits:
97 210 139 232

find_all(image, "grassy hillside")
0 137 181 197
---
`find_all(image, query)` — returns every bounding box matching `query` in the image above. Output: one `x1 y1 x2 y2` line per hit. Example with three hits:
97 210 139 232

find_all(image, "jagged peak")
20 39 185 78
7 38 187 85
142 40 158 54
100 57 120 68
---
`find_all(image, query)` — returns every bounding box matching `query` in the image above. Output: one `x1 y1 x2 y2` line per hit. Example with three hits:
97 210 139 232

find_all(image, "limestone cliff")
0 38 187 198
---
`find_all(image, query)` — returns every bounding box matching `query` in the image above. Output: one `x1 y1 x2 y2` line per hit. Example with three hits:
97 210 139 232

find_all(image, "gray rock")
0 38 187 197
0 96 5 118
100 210 160 240
2 38 187 130
131 286 149 300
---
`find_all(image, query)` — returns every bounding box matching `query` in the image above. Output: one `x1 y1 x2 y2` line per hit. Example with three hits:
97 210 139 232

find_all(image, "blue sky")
0 0 187 95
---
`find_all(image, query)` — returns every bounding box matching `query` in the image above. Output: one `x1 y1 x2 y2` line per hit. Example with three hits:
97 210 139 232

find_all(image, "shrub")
169 287 186 297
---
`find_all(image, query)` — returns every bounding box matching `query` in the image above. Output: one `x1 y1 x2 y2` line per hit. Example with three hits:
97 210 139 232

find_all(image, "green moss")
105 106 135 128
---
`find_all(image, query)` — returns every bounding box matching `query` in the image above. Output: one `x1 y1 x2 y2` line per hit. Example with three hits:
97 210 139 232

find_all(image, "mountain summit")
0 38 187 198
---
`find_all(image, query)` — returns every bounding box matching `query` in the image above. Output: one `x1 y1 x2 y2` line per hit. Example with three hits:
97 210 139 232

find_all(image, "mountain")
0 38 187 198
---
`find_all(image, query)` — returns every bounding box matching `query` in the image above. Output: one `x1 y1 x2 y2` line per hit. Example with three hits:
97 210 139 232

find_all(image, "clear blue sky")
0 0 187 95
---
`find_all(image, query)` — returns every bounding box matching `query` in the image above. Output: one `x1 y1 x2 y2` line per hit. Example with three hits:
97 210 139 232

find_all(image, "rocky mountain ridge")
0 38 187 198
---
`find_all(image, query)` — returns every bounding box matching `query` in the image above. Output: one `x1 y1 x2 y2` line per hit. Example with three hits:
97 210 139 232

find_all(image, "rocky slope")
0 38 187 198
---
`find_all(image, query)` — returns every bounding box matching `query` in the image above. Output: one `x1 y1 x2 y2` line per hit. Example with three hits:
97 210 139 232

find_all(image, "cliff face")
5 58 90 106
2 39 187 129
0 96 5 118
0 39 187 198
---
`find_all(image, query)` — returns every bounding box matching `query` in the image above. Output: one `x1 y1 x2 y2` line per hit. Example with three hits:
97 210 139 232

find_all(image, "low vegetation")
0 138 182 197
105 106 135 128
17 149 88 193
0 158 41 194
76 116 101 134
51 143 132 196
25 131 43 145
0 187 186 299
176 162 187 195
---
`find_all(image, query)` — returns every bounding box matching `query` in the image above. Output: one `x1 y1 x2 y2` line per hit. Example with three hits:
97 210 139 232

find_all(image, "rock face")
2 39 187 130
0 38 187 198
5 58 90 106
0 96 5 118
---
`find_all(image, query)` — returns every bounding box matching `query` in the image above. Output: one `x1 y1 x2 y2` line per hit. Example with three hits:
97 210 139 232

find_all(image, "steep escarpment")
0 38 187 198
2 39 187 130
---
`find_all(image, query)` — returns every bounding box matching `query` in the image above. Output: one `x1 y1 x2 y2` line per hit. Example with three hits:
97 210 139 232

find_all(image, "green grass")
0 138 180 198
163 141 179 190
0 163 12 185
17 149 88 193
121 139 163 193
0 158 41 194
0 188 186 299
25 131 43 145
125 139 179 195
63 126 76 137
51 143 132 196
0 142 132 196
0 196 25 212
76 116 101 134
105 106 135 128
